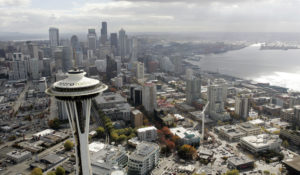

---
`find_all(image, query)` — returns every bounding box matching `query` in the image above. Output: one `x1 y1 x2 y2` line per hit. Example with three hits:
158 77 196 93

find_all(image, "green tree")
96 127 105 138
64 140 74 151
282 140 289 148
55 166 65 175
224 169 239 175
31 168 43 175
263 170 270 175
47 171 56 175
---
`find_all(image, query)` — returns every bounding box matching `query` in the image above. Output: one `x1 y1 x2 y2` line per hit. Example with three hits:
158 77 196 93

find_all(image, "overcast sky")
1 0 300 34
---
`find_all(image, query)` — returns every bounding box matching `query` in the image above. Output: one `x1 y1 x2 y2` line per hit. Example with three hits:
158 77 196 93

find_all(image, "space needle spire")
46 66 107 174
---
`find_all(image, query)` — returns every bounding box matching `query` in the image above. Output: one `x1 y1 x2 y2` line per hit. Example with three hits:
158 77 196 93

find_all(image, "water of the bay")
189 44 300 91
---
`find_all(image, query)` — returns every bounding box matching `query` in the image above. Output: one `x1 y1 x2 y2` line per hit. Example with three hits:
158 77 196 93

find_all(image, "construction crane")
201 102 209 139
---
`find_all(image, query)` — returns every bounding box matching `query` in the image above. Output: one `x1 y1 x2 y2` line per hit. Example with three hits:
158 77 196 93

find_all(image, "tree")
263 170 270 175
48 117 60 129
47 171 56 175
178 144 196 160
64 140 74 151
56 166 65 175
166 140 175 151
282 140 289 148
224 169 239 175
96 127 105 138
31 168 43 175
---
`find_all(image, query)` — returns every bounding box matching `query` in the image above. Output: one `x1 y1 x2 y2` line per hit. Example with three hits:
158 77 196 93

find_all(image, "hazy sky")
1 0 300 34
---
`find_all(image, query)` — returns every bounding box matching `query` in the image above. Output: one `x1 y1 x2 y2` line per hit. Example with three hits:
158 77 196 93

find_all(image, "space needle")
46 66 107 175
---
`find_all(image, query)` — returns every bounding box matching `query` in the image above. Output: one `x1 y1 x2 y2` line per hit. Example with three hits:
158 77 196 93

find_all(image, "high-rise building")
127 142 159 175
110 33 118 55
208 84 230 121
62 46 73 72
186 75 201 105
118 28 127 59
8 59 28 81
142 83 157 113
87 29 97 51
235 96 250 119
293 105 300 125
46 69 108 175
54 47 63 71
29 58 40 80
49 27 59 47
130 85 142 106
100 21 107 44
106 56 118 81
42 58 52 77
135 61 144 81
27 42 39 58
71 35 81 51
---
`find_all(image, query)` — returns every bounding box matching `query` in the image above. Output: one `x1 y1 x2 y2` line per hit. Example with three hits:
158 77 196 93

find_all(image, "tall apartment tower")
118 28 127 59
49 27 59 47
87 29 97 51
100 21 108 44
235 96 249 119
186 71 201 105
208 84 227 113
142 83 157 113
46 69 108 175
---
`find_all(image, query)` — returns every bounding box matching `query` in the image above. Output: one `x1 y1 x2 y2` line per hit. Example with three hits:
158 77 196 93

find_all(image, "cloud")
0 0 31 7
1 0 300 34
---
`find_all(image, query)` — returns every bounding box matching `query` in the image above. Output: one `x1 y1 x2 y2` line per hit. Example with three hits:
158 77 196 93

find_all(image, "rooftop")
170 127 200 139
137 126 157 133
283 156 300 171
228 156 254 166
241 134 282 148
130 142 159 161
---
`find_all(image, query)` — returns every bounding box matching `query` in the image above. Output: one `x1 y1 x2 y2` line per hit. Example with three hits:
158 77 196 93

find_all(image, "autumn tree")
48 117 60 129
224 169 239 175
178 144 196 160
282 140 289 148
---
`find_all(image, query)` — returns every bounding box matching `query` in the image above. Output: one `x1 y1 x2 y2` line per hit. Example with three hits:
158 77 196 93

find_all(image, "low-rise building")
214 125 246 142
89 142 128 175
238 122 261 136
240 134 282 153
228 156 254 170
263 104 281 116
137 126 157 142
170 127 200 146
32 129 55 140
281 108 294 123
280 130 300 146
283 155 300 175
127 142 159 175
6 150 32 163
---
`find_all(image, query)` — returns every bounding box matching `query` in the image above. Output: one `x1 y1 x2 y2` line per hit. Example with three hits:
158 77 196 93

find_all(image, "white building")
127 142 159 175
170 127 201 146
142 83 157 113
38 77 47 92
89 142 127 175
95 59 106 72
6 150 32 163
49 27 59 47
33 129 55 140
240 134 282 153
137 126 157 142
135 61 144 80
208 84 230 121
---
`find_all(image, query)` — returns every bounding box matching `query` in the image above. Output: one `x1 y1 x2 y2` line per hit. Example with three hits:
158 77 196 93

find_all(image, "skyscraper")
118 28 127 59
29 58 40 80
110 33 118 55
100 21 107 44
135 61 144 81
62 46 73 72
49 27 59 47
235 96 249 119
208 84 230 121
186 77 201 105
142 83 157 113
87 29 97 51
46 69 108 175
71 35 81 51
106 56 118 81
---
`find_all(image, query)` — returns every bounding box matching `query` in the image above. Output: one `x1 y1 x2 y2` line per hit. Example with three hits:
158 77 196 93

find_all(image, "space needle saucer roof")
46 69 107 97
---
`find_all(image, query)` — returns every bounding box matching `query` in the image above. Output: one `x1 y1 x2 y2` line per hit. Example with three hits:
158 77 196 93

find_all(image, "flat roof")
137 126 157 132
241 134 281 148
283 156 300 171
